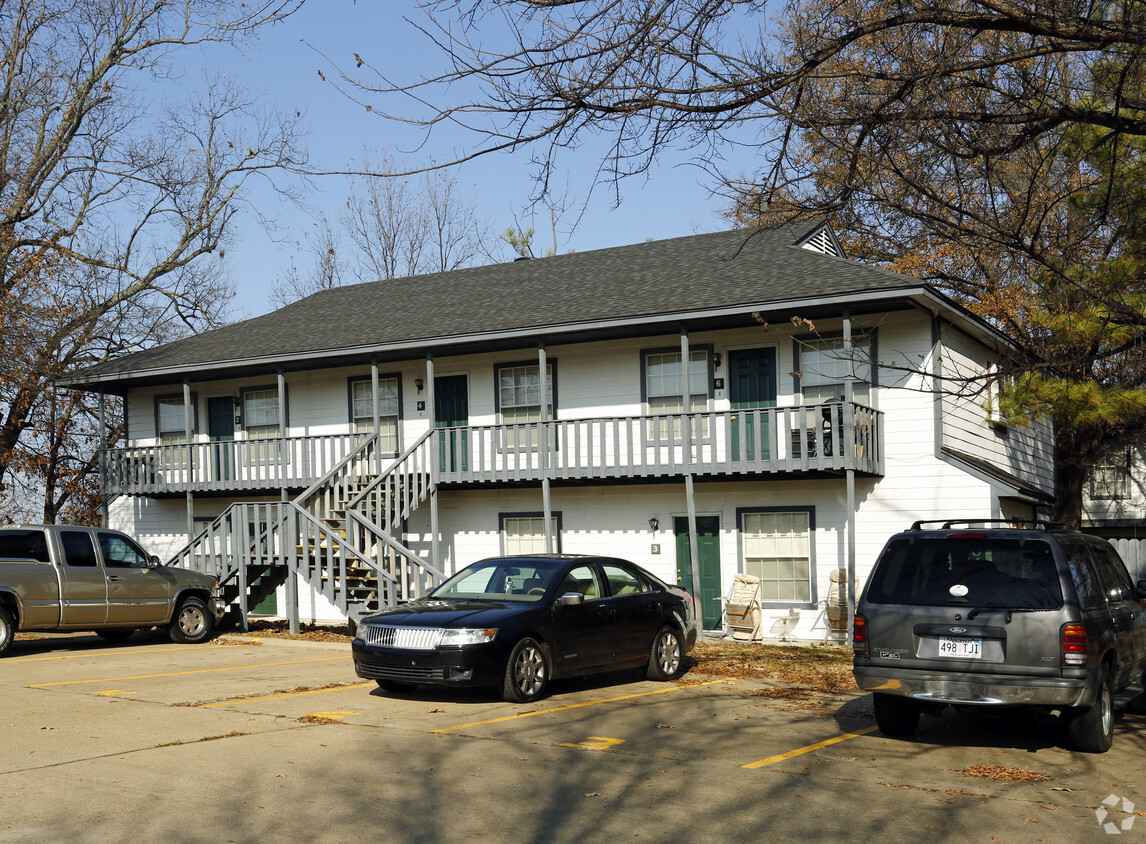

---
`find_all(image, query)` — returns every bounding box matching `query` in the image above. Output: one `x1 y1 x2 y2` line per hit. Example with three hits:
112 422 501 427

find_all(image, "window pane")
743 511 811 603
799 338 872 404
502 515 558 555
157 398 187 434
245 390 280 428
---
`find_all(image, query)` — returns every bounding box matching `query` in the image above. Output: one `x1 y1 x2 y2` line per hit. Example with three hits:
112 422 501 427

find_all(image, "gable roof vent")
798 224 845 259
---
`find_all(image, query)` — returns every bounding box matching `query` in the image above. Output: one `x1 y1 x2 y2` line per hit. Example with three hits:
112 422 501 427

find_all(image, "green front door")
207 396 235 481
675 516 722 630
434 375 469 473
730 347 777 461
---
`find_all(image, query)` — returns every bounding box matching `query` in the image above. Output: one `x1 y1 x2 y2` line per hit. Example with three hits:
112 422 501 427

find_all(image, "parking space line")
432 679 731 734
202 683 375 707
740 726 878 769
25 656 348 687
8 643 254 663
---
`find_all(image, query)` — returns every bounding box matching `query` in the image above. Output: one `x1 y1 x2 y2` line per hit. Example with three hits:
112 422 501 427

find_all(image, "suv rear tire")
873 692 920 737
1067 665 1114 753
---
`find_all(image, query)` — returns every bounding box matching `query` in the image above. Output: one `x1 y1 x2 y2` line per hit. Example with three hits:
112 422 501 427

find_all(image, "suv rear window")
867 536 1064 609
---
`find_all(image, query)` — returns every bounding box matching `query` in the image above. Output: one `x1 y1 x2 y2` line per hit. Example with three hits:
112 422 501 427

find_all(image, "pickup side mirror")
556 592 584 608
148 555 162 568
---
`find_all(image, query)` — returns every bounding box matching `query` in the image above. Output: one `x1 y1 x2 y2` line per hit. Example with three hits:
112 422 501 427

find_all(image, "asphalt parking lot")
3 633 1146 843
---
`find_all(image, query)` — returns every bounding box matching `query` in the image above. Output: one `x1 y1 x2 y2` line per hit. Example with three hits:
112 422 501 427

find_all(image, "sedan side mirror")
556 592 584 607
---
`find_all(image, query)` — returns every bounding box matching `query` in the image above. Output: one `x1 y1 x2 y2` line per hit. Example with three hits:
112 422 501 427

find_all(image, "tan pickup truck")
0 525 225 656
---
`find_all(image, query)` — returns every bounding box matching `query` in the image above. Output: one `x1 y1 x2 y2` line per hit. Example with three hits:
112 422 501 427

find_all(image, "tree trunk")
1054 430 1093 529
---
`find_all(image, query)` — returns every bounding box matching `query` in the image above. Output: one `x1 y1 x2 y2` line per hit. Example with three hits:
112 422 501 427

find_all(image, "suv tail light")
853 613 868 656
1062 623 1087 666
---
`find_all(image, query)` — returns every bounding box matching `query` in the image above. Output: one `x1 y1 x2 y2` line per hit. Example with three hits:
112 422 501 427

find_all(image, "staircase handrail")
347 508 447 583
344 428 434 515
290 501 399 586
293 432 378 508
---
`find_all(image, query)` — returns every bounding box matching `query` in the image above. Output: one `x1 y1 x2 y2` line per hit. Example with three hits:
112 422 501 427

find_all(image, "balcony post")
843 311 856 642
184 378 194 543
539 342 553 553
427 353 440 571
98 391 108 528
371 357 380 475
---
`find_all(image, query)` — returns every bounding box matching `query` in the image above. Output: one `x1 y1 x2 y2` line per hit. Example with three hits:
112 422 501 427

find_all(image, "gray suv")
853 520 1146 752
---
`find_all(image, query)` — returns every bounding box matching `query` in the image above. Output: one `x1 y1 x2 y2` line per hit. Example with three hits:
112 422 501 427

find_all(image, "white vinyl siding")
743 511 812 603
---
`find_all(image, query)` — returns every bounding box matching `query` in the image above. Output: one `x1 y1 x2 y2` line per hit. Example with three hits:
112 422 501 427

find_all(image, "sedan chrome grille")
361 624 443 650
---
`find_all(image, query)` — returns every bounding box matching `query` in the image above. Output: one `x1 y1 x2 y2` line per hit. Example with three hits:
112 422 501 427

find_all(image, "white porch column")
843 311 856 642
539 342 553 553
98 392 108 528
427 354 440 573
371 358 380 474
183 379 194 543
681 328 702 635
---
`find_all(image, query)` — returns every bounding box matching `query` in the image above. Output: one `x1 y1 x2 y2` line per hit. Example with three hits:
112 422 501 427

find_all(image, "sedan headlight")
438 628 498 647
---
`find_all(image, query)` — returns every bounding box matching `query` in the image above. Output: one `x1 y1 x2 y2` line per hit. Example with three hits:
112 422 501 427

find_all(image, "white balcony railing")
103 403 882 496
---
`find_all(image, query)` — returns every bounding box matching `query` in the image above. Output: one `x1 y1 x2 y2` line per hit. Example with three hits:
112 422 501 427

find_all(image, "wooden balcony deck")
102 403 883 496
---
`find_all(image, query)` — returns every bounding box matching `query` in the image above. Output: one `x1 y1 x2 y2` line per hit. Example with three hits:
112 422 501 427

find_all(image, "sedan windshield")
432 560 561 603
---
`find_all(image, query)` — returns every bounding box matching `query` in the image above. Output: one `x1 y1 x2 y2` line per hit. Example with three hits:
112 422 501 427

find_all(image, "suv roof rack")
908 518 1067 531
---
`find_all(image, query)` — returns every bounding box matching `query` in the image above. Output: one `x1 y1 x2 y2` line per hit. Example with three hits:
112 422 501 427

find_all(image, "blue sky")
192 1 742 317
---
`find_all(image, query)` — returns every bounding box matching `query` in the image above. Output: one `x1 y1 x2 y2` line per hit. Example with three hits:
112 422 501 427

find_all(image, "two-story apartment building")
61 222 1054 638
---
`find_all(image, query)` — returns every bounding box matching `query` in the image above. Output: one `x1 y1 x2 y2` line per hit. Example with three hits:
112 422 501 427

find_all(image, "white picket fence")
1111 538 1146 581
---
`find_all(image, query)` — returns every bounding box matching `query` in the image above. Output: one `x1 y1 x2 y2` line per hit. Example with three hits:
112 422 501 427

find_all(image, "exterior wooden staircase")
171 430 445 628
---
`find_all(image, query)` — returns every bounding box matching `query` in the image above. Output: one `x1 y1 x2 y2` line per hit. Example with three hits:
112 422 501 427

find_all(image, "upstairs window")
496 362 556 426
156 394 197 445
795 335 873 406
642 347 712 441
243 388 282 440
350 376 401 453
1091 450 1130 500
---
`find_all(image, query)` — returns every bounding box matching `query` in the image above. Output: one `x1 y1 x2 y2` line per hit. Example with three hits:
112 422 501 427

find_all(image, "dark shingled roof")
66 222 941 390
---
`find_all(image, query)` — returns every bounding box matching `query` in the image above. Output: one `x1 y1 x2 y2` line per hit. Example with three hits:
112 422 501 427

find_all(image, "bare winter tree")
0 0 309 521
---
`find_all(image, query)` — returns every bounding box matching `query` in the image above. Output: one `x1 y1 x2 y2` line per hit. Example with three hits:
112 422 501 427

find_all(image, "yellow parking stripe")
25 656 347 687
432 679 731 733
741 726 878 769
9 643 253 663
203 683 375 708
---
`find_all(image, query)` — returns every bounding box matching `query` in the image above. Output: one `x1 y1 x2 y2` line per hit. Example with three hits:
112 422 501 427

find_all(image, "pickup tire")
169 596 214 644
0 606 12 657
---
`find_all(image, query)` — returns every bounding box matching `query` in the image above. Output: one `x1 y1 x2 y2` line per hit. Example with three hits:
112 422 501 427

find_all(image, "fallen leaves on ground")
956 764 1052 782
690 641 857 692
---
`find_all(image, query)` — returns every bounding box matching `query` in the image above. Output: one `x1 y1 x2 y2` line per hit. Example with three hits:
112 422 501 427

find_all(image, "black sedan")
352 554 698 702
